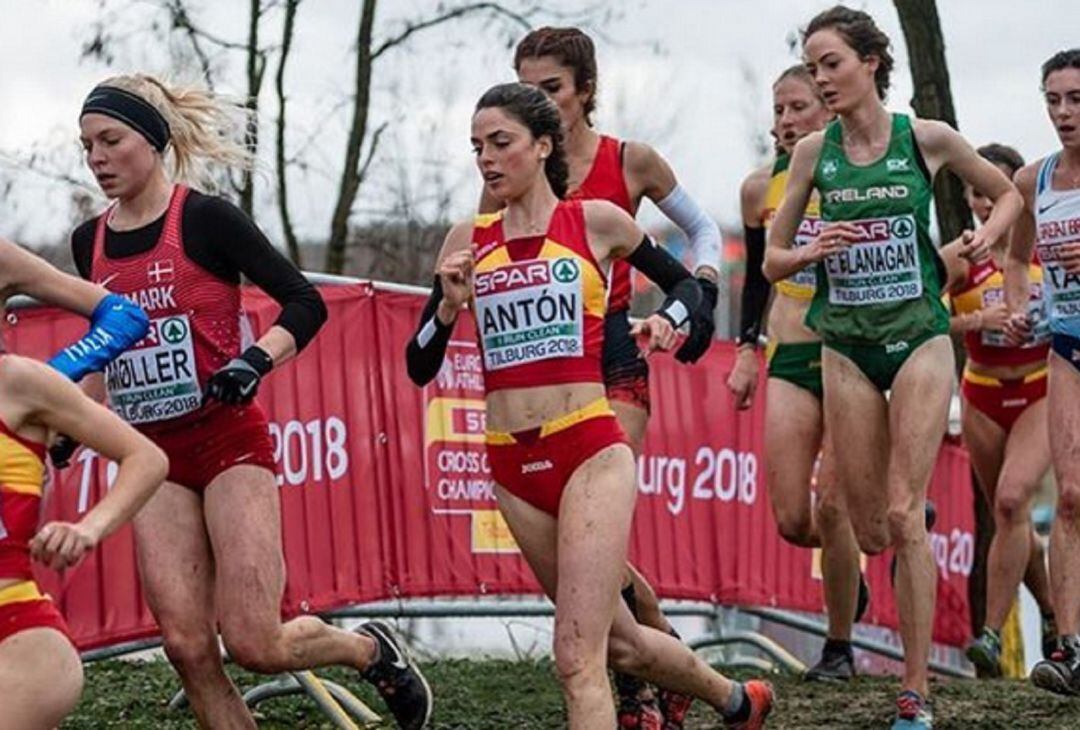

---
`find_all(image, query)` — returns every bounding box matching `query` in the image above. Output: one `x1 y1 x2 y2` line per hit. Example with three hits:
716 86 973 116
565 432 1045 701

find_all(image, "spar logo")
848 217 911 243
551 257 580 283
474 260 550 296
160 317 188 344
890 217 914 238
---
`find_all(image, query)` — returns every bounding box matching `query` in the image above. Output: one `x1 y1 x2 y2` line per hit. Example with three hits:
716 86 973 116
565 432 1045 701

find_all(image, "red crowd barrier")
4 283 975 651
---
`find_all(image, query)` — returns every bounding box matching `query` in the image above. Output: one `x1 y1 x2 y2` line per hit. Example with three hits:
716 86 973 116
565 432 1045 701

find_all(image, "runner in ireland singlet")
736 65 867 684
808 113 949 391
768 10 1024 726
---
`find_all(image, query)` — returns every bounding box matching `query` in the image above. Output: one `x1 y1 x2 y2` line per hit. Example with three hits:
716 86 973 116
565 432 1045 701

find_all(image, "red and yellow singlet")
471 199 608 391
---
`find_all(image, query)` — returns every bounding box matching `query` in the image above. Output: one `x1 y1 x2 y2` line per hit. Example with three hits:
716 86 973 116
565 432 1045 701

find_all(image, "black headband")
80 85 171 152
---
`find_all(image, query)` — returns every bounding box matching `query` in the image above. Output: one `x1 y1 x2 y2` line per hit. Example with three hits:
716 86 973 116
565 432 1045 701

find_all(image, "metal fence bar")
743 607 973 679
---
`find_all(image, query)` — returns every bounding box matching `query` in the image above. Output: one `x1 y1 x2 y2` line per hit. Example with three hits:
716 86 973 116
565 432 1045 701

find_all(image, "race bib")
105 314 202 424
786 217 821 291
473 257 584 371
824 215 922 306
980 283 1050 348
1041 259 1080 323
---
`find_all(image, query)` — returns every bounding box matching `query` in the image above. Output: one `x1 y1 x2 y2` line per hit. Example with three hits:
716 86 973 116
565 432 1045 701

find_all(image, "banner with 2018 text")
2 283 974 651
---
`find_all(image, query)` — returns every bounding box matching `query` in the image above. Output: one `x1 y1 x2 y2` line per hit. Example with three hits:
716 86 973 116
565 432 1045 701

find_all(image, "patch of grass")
67 658 1080 728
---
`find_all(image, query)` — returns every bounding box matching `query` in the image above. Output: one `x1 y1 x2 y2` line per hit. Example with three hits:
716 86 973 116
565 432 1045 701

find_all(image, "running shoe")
804 641 855 682
1042 614 1059 659
616 692 663 730
965 627 1003 678
723 680 773 729
891 689 933 729
356 620 433 729
854 572 871 623
658 686 694 730
1031 635 1080 697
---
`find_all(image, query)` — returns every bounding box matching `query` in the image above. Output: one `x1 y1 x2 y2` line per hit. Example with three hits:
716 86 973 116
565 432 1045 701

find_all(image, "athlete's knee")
815 489 849 532
1057 483 1080 522
607 628 651 675
992 487 1028 527
853 525 890 555
775 506 816 547
887 503 926 547
162 627 223 676
553 627 606 689
221 625 289 674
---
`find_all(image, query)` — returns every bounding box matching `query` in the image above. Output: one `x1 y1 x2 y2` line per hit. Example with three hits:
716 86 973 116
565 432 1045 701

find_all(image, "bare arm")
1005 163 1039 314
0 237 107 315
917 119 1023 259
763 133 859 281
0 356 167 570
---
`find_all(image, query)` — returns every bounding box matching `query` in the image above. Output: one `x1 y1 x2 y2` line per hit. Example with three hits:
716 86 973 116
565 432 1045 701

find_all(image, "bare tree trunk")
275 0 301 264
325 0 377 275
241 0 266 217
894 0 973 243
895 0 987 641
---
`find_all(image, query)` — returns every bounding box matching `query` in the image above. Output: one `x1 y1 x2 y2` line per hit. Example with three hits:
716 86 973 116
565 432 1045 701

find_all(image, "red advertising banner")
2 283 974 651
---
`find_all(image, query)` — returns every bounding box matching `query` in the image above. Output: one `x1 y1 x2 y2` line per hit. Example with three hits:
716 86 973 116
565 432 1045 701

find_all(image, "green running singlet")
806 113 949 348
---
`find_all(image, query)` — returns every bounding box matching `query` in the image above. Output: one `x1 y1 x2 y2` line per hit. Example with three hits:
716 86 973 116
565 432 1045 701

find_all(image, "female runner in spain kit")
409 82 772 730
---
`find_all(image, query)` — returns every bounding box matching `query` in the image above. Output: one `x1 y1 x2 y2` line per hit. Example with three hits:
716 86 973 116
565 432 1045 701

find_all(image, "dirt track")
69 658 1080 728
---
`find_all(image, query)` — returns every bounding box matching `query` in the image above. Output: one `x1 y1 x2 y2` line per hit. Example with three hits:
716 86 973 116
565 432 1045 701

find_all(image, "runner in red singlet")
939 144 1056 676
479 27 721 728
0 354 166 729
417 81 771 730
71 74 431 730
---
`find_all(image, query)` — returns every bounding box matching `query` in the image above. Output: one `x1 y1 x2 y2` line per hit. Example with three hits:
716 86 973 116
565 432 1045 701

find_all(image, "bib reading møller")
807 114 949 344
91 185 248 426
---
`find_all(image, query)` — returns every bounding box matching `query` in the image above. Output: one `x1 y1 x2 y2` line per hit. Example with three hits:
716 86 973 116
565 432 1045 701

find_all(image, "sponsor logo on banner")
422 338 517 552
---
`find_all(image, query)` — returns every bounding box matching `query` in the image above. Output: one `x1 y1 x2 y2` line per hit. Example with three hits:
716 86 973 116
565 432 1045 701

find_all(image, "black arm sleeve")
626 234 694 292
626 234 702 325
738 225 771 346
70 220 97 280
405 277 454 386
193 196 327 352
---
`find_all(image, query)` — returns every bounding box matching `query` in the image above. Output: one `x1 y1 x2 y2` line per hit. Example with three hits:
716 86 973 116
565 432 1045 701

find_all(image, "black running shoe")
357 621 433 729
1031 635 1080 697
854 573 871 623
965 628 1003 678
804 640 855 682
1042 615 1059 660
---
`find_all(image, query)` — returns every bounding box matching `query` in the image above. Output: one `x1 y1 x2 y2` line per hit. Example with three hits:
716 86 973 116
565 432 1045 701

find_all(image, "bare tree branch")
371 2 533 61
325 0 377 274
155 0 250 50
356 122 389 195
0 152 96 194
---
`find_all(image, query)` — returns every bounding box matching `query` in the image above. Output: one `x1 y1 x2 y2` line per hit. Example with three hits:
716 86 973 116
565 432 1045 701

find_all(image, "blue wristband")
47 294 150 382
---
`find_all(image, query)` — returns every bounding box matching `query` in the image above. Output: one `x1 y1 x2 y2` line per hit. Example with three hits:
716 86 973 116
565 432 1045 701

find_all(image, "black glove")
204 346 273 406
49 434 80 469
675 278 719 364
